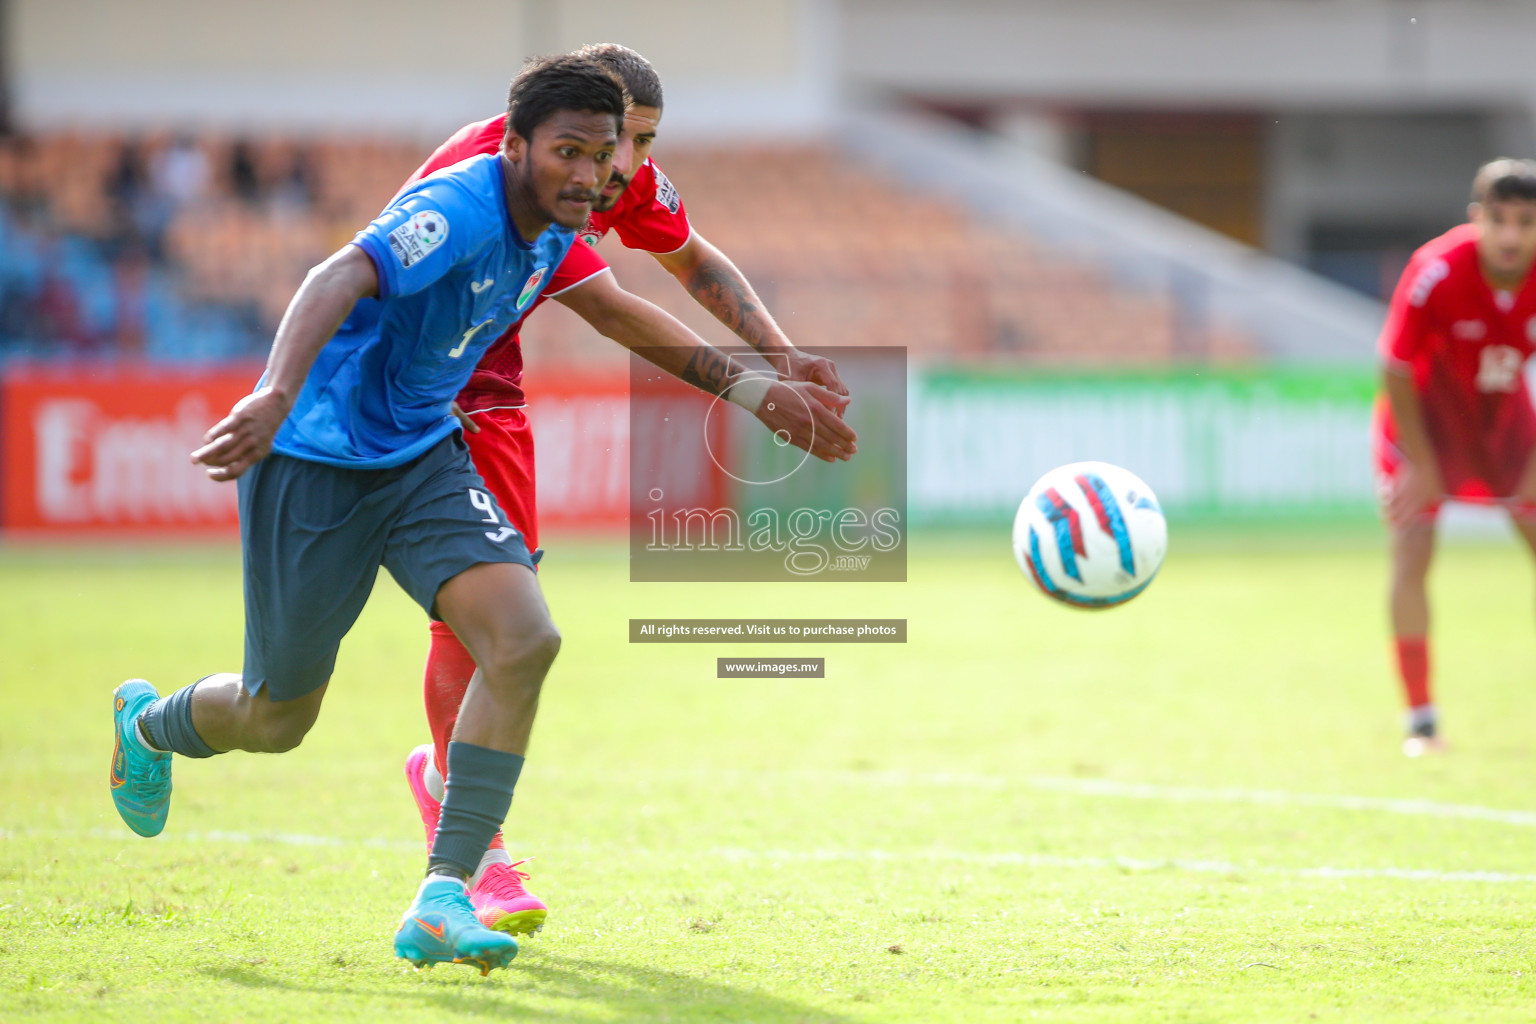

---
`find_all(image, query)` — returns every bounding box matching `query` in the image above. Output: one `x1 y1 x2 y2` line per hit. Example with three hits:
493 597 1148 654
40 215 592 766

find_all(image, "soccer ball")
1012 461 1167 609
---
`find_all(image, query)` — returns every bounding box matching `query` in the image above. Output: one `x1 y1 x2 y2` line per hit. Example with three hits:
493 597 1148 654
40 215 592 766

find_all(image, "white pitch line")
0 826 418 851
5 829 1536 885
705 847 1536 885
1020 776 1536 828
610 769 1536 829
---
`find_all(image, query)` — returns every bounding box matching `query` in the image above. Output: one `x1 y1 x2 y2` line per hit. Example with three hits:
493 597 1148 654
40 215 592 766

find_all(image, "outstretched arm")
556 270 856 462
652 232 848 395
192 245 379 481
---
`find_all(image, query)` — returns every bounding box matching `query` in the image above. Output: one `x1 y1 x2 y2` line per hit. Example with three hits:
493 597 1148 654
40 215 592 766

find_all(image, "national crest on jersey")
1451 319 1487 341
516 267 548 308
268 153 575 468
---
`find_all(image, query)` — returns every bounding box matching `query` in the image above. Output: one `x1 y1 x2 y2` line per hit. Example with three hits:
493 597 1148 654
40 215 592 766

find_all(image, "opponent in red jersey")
397 44 855 934
1375 158 1536 755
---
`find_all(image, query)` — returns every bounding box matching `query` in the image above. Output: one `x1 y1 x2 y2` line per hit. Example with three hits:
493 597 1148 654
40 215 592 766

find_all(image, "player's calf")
176 674 326 754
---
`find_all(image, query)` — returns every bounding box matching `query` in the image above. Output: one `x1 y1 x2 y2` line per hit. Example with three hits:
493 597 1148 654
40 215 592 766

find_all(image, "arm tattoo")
679 345 735 396
687 259 773 349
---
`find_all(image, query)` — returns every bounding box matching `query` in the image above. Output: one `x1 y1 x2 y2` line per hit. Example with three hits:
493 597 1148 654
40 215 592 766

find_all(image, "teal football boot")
109 680 172 837
395 877 519 975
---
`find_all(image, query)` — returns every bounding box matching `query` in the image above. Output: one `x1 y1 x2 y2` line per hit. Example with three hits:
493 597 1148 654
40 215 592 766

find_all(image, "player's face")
1471 199 1536 280
593 104 662 213
513 110 619 230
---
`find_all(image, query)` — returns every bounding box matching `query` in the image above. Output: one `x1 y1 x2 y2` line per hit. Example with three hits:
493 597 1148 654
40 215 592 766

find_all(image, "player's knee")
258 727 305 753
249 699 321 753
479 622 562 691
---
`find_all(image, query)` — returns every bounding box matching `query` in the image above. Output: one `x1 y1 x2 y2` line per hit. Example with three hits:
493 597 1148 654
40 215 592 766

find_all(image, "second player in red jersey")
1375 158 1536 755
1376 223 1536 505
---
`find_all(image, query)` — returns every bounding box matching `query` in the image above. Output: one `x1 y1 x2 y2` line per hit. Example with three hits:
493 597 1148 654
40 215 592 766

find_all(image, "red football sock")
424 621 476 779
1394 635 1431 709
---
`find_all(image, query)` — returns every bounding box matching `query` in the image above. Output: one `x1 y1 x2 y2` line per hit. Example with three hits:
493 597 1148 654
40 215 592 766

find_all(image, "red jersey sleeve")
403 115 507 190
607 160 693 254
543 237 611 297
1379 252 1448 369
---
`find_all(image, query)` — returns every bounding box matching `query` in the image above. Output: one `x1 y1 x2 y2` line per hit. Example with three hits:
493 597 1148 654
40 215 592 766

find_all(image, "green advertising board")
910 367 1381 525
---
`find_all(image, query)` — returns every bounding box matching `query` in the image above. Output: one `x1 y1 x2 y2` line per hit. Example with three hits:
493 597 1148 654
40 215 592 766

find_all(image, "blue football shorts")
235 433 537 701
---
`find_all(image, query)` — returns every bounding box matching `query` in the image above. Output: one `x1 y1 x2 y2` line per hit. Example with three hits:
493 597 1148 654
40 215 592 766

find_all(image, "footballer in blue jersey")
106 55 626 976
272 151 576 468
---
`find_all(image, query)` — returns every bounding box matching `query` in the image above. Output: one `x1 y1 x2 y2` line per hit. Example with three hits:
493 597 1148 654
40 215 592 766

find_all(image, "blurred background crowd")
6 0 1536 532
8 0 1536 370
0 131 408 360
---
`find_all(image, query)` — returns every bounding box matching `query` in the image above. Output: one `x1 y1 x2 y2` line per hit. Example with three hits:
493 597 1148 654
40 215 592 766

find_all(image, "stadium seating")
0 132 1255 365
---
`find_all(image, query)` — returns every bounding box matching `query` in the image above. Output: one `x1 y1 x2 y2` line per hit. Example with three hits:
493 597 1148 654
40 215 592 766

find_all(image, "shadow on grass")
199 950 851 1023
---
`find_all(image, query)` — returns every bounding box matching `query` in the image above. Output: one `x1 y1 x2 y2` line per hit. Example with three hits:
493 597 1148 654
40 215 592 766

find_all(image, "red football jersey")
1376 223 1536 498
401 115 694 410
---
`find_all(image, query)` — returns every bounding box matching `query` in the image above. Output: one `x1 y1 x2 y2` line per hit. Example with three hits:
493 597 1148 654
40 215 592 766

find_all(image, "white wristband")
726 374 773 413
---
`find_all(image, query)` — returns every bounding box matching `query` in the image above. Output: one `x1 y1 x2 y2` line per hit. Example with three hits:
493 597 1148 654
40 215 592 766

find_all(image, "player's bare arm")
191 245 379 483
654 233 849 396
555 269 856 462
1382 366 1444 525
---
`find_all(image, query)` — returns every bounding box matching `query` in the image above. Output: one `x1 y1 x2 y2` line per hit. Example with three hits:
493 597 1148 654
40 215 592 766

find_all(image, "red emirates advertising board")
0 363 260 537
0 363 630 538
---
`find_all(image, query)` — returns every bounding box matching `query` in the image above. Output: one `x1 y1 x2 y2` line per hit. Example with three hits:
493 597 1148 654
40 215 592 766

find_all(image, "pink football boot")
403 744 443 844
404 744 548 935
470 858 547 935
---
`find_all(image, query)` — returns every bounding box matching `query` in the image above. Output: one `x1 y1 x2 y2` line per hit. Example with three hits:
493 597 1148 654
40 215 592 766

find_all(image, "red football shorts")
427 405 538 636
1371 394 1536 519
464 405 538 553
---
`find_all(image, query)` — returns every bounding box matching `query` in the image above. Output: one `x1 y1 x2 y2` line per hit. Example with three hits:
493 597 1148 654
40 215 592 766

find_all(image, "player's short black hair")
504 54 626 143
1472 158 1536 205
574 42 664 111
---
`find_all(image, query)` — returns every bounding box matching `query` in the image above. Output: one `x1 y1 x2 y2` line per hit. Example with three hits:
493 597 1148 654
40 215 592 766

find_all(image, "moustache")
603 173 630 192
558 188 598 204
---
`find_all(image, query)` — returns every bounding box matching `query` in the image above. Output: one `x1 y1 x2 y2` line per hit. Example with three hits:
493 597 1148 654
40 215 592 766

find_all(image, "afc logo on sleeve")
653 168 680 214
388 210 449 267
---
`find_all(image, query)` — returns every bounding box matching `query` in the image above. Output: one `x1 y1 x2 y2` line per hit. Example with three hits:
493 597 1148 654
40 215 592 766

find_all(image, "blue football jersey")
268 153 574 467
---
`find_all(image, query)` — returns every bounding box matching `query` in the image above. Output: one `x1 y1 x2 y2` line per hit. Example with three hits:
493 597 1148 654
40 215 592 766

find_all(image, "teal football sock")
138 681 219 759
429 741 523 879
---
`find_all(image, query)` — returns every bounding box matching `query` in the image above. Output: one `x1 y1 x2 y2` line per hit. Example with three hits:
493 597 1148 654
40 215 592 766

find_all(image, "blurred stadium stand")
6 0 1536 535
0 129 1262 367
16 0 1533 366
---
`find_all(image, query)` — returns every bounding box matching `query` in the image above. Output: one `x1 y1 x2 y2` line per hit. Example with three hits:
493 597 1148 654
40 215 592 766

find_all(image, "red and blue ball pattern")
1013 462 1167 609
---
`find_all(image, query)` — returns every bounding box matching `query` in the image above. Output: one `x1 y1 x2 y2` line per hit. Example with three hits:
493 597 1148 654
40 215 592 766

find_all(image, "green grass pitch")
3 529 1536 1022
